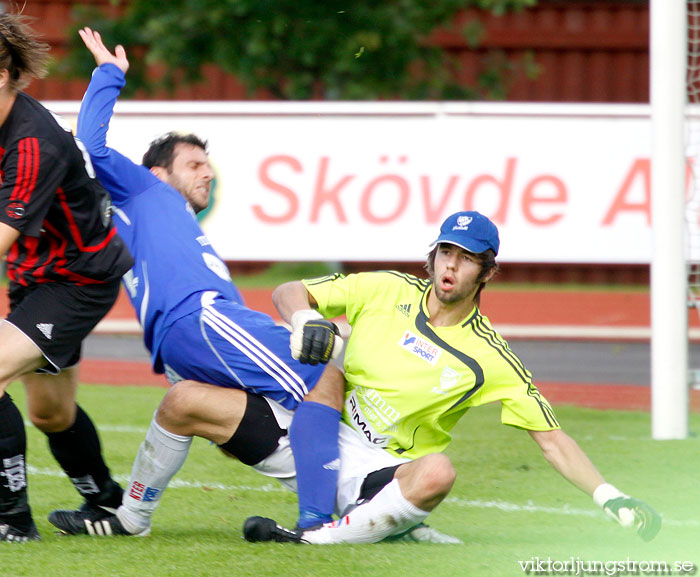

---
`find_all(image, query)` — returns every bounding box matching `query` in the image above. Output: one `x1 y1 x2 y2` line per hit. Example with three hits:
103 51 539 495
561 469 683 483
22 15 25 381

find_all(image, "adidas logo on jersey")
36 323 54 340
396 303 412 317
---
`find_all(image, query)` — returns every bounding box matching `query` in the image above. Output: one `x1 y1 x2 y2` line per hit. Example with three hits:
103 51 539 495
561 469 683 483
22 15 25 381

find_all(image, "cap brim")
431 236 491 254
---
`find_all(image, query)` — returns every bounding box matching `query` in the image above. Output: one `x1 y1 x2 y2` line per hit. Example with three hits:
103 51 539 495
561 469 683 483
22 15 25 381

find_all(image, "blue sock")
288 401 341 529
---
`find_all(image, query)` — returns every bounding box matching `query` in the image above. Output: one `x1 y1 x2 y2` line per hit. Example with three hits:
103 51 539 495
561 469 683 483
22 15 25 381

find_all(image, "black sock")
45 405 122 507
0 394 33 531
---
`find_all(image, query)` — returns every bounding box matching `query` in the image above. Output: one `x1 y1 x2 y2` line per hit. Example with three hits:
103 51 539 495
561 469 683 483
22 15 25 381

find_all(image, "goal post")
650 0 689 439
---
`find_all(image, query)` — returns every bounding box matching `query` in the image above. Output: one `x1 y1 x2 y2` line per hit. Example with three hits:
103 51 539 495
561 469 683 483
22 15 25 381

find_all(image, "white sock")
117 416 192 534
303 479 429 544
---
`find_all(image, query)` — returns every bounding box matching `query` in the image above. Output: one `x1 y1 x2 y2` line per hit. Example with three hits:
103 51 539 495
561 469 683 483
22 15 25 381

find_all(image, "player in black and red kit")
0 14 133 542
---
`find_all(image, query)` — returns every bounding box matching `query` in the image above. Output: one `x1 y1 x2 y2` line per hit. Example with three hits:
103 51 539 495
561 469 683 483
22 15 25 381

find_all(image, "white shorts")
253 400 411 516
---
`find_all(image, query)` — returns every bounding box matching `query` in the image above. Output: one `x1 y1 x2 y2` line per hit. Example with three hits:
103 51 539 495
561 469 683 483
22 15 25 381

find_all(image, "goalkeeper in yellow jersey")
243 210 661 545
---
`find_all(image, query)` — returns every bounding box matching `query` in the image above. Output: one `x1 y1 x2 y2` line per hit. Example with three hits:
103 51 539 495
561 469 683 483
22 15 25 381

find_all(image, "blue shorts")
158 293 325 410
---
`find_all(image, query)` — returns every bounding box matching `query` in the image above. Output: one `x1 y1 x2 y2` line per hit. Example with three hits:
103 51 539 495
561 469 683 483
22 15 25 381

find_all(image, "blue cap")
432 211 500 256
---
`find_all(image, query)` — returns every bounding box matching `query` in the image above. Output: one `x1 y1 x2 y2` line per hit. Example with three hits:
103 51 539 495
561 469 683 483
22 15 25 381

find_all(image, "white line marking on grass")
27 465 697 527
26 465 285 493
445 497 598 518
24 420 148 434
165 479 285 492
575 434 683 442
443 497 699 527
27 465 70 479
99 424 150 434
27 465 700 527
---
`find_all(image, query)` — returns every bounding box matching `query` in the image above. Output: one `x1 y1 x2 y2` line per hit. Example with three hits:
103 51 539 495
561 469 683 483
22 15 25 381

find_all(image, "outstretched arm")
529 428 661 541
77 28 155 202
78 27 129 73
529 429 603 495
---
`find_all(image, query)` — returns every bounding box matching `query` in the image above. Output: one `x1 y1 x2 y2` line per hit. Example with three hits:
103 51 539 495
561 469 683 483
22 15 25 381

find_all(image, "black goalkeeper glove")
290 310 344 365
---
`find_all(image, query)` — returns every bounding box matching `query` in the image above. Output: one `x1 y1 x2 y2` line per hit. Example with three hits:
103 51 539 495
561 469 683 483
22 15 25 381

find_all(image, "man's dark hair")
142 132 209 171
0 13 50 92
424 243 499 305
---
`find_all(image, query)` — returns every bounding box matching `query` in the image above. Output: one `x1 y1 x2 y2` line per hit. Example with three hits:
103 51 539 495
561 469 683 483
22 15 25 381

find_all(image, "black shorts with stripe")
6 279 121 374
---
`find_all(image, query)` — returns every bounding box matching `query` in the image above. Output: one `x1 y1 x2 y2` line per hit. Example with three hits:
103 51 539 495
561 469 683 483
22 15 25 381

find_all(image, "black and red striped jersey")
0 92 133 286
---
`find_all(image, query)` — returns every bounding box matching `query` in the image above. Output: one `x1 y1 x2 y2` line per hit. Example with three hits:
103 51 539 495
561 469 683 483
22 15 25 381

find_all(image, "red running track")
76 358 700 413
3 287 699 412
2 286 663 328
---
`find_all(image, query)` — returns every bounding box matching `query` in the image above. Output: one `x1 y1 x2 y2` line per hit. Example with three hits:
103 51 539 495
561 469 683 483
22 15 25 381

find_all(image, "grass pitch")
4 382 699 577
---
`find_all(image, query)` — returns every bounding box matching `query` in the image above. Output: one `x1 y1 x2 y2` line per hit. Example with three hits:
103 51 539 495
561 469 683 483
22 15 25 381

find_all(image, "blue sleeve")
77 63 158 204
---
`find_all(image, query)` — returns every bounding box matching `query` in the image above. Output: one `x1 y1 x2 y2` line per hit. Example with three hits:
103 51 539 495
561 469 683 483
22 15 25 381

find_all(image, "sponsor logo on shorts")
346 392 390 448
129 481 161 502
36 323 53 340
6 201 25 219
399 331 441 365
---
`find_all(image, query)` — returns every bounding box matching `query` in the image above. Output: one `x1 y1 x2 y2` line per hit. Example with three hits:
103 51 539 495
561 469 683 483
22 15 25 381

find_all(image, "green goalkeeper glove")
593 483 662 542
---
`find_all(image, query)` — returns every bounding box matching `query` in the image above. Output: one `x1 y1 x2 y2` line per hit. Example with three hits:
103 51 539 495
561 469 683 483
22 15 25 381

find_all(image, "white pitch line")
443 497 699 527
443 497 600 518
25 466 697 527
24 420 148 434
26 465 286 493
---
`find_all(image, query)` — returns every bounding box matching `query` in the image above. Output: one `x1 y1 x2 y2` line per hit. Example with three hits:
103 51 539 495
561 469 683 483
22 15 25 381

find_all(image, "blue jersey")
77 64 244 370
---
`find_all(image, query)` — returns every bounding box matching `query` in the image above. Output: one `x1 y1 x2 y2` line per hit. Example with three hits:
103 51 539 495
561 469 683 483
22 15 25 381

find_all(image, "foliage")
56 0 537 100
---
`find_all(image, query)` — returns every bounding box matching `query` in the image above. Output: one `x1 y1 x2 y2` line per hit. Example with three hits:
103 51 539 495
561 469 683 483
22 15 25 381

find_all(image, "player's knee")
157 382 197 427
417 453 456 497
28 405 74 432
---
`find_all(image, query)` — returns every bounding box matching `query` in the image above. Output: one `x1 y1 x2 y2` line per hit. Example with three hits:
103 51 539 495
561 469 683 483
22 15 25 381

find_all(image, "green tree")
59 0 537 100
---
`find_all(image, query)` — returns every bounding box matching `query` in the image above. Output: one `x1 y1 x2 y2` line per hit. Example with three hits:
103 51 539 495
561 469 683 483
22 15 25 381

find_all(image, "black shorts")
6 280 121 374
359 465 401 501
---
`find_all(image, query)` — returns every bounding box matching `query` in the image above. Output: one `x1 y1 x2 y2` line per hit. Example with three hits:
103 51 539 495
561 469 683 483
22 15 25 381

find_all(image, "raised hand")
78 27 129 74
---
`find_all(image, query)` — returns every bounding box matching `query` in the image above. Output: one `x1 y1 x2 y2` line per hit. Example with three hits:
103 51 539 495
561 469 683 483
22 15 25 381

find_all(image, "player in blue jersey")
47 27 345 537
